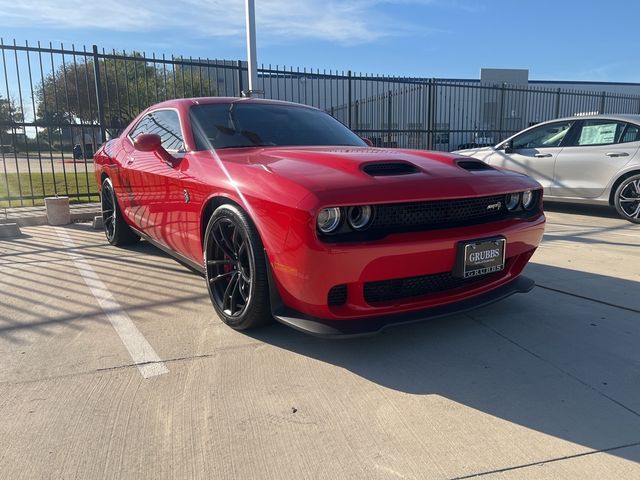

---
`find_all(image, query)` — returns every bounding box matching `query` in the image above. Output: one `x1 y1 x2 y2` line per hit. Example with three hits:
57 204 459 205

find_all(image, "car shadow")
246 264 640 464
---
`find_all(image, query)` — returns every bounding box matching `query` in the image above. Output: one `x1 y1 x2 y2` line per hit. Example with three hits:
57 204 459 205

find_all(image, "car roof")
148 96 319 111
549 113 640 124
494 113 640 147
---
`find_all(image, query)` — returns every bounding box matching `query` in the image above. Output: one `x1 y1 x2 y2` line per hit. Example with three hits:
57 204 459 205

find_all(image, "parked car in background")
454 115 640 223
94 97 545 336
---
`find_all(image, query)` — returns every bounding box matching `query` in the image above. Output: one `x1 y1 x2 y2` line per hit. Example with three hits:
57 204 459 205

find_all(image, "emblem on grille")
486 202 501 211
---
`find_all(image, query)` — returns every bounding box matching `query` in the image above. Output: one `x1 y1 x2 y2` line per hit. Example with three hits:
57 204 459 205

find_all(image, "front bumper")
270 274 535 338
270 214 545 321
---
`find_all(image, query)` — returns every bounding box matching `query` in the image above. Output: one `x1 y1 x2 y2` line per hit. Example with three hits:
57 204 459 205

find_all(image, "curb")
0 223 21 238
0 210 101 227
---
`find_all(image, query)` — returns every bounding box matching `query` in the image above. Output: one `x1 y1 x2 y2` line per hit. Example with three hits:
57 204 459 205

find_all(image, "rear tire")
613 174 640 224
204 203 273 330
101 177 140 246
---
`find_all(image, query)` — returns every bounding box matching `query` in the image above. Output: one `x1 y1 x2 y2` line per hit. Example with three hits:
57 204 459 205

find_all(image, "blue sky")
0 0 639 82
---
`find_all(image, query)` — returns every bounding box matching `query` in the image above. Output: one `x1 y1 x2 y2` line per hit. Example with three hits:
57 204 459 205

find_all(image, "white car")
455 115 640 223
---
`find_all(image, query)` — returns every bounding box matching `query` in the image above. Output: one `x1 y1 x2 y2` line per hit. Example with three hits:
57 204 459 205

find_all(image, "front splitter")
272 276 535 338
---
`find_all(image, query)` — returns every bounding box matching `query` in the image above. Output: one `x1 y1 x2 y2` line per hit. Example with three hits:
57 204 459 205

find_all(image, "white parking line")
57 228 169 379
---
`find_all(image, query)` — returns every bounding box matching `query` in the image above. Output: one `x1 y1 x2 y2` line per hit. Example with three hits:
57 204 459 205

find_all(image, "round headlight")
317 207 342 234
347 205 374 230
522 190 536 210
505 192 521 211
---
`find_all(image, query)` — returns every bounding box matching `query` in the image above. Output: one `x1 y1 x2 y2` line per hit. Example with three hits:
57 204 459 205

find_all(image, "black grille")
362 162 419 176
372 195 507 232
317 193 540 242
364 270 502 304
328 284 347 306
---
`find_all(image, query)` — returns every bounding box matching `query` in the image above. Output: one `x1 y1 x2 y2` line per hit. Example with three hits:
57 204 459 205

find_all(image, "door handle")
605 152 629 157
534 153 552 158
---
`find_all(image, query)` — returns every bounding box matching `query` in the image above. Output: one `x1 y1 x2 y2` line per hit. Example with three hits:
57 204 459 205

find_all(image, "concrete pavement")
0 204 639 479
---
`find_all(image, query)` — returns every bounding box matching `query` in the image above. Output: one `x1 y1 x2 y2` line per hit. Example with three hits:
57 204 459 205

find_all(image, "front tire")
204 204 273 330
614 174 640 224
101 177 140 246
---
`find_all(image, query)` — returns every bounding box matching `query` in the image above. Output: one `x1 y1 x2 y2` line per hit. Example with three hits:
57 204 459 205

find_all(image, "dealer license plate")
456 237 506 279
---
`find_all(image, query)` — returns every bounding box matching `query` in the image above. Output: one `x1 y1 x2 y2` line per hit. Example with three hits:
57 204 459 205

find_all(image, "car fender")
199 187 304 261
606 163 640 204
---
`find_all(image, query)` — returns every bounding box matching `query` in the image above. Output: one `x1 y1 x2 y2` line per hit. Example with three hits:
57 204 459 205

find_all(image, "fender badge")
183 189 191 204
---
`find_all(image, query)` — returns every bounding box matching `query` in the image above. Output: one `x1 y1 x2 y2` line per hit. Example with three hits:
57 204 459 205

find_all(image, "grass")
0 171 98 208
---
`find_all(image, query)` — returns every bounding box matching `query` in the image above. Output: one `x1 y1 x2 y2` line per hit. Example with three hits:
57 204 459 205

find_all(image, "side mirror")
503 140 514 154
361 137 374 147
133 133 162 152
133 133 180 167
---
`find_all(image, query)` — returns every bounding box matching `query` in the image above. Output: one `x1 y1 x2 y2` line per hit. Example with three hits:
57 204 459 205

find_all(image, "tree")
36 52 218 138
0 95 23 134
167 60 220 99
36 53 163 135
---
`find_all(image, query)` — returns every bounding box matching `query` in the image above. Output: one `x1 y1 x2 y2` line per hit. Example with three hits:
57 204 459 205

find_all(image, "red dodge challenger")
94 97 545 337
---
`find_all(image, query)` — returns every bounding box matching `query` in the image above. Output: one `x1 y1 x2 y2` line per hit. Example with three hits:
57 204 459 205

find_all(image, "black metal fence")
2 39 640 207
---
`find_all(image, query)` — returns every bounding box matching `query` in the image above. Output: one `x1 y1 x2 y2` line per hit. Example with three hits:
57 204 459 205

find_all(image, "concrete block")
92 215 104 230
0 223 21 238
45 197 71 226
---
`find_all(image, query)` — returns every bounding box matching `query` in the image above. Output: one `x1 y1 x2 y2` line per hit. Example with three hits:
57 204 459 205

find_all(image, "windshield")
190 102 366 150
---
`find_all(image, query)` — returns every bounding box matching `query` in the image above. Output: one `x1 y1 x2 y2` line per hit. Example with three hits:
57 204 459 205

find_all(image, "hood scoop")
456 159 494 171
362 162 420 176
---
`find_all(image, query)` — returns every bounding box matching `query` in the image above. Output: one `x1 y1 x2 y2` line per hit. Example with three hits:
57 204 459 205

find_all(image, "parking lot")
1 204 639 479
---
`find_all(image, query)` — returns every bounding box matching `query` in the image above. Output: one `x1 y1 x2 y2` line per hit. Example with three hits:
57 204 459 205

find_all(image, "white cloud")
0 0 445 44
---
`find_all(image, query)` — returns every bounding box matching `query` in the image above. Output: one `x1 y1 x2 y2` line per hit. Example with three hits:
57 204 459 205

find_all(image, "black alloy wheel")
204 204 272 330
101 177 140 246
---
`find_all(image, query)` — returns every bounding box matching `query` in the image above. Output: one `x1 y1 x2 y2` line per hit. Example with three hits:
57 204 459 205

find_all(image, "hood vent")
362 162 420 176
456 159 494 171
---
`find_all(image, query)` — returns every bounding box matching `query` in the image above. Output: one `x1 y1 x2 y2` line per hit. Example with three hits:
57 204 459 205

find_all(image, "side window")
574 120 624 146
512 122 572 149
620 124 640 144
129 110 185 152
129 115 153 139
148 110 184 152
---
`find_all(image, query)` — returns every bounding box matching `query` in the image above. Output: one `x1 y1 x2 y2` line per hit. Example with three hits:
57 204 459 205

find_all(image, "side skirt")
130 227 205 275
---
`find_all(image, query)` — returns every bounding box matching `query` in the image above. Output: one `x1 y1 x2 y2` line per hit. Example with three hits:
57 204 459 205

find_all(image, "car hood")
452 146 498 163
218 146 540 206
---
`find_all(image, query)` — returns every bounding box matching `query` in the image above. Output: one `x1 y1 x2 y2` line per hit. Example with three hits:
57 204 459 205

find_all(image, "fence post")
387 91 392 146
555 88 561 118
237 60 244 96
347 70 352 128
427 79 434 150
498 82 506 140
354 100 359 132
600 90 606 114
92 45 106 143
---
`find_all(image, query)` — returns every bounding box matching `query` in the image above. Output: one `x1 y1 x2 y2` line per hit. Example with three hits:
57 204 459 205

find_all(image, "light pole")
244 0 262 96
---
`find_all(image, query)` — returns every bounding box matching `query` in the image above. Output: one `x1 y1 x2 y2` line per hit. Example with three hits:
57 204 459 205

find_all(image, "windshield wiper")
240 130 265 146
